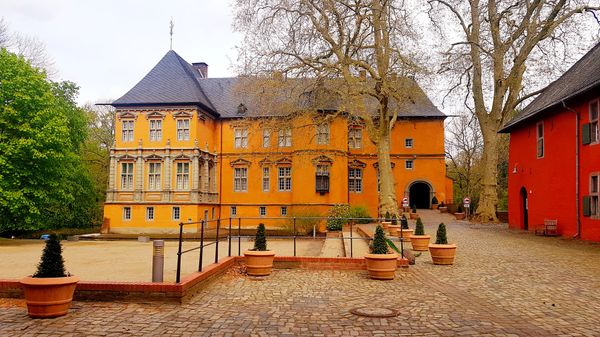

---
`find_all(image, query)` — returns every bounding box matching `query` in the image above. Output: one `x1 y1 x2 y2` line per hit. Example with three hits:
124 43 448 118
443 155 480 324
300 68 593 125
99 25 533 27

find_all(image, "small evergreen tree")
435 223 448 244
411 205 417 213
415 218 425 235
431 196 438 204
391 214 397 225
33 234 67 278
254 223 267 251
384 211 391 222
370 225 389 254
401 215 409 229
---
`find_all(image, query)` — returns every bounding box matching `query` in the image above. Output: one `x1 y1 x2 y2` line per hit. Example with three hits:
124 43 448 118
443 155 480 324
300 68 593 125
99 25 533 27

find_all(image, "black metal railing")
175 216 406 283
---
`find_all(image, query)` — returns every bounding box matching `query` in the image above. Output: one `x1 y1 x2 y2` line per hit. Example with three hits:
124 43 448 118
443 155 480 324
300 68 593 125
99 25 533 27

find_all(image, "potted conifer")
438 201 448 213
381 211 391 230
244 223 276 276
364 225 398 280
410 205 419 220
388 214 400 236
399 215 413 242
431 196 439 210
409 217 430 251
20 234 79 318
454 205 466 220
428 223 457 265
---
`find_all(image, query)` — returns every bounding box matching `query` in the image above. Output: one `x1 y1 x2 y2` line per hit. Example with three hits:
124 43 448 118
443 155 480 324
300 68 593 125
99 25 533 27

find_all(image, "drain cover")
350 307 399 318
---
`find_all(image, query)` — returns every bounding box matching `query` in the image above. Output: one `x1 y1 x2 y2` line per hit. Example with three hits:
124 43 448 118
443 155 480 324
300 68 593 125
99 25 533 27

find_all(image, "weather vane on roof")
169 18 174 50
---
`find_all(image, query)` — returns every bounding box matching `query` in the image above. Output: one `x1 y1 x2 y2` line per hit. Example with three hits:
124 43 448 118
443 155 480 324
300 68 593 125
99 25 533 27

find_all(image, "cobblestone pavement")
2 210 600 336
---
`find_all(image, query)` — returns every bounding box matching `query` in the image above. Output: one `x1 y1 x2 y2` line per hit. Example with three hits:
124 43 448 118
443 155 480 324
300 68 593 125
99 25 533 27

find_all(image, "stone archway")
408 181 433 209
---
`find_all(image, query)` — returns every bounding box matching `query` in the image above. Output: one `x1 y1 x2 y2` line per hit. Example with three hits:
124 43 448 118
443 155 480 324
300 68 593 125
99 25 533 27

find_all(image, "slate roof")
500 42 600 133
113 50 445 119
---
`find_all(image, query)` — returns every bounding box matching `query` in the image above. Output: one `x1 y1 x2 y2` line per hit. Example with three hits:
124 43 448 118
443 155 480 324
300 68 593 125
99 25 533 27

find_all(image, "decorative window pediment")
259 158 273 166
173 153 192 161
144 154 163 161
117 154 136 161
312 155 333 167
172 111 193 119
230 158 252 167
349 159 367 168
275 157 292 166
145 111 166 120
117 111 137 120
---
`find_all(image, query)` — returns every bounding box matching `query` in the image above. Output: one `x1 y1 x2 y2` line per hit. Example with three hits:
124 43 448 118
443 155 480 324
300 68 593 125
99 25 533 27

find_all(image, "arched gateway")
408 181 433 209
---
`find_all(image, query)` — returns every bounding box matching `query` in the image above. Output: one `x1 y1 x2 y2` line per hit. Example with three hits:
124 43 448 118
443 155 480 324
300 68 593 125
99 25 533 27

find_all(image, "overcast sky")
1 0 240 105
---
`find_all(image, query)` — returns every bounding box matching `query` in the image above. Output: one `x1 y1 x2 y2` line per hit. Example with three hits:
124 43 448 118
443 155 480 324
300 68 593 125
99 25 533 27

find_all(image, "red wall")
507 94 600 242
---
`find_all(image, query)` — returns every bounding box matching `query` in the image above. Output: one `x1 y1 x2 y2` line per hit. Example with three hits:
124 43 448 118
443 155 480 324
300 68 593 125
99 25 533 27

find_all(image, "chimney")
192 62 208 78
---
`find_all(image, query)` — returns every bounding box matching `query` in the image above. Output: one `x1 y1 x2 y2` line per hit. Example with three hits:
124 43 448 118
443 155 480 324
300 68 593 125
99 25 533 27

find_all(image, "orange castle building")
103 50 452 233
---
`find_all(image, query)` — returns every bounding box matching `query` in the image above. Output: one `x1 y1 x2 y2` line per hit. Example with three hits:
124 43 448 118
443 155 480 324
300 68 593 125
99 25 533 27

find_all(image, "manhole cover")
349 307 399 318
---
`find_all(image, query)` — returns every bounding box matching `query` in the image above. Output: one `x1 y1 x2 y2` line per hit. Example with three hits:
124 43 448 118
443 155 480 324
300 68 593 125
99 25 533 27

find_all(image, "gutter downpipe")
562 100 581 239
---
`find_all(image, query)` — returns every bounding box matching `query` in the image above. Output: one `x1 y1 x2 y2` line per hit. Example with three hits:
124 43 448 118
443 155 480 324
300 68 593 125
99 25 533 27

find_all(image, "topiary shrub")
370 225 389 254
412 205 417 213
33 234 67 278
415 218 425 235
391 214 398 225
254 223 268 251
326 204 351 231
431 196 439 205
435 223 448 244
401 215 409 229
384 211 391 222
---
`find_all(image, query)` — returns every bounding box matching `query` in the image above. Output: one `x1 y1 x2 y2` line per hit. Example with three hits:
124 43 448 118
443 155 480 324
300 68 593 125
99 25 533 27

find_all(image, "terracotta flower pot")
410 213 419 220
409 235 431 251
399 228 414 242
20 276 79 318
364 253 398 280
244 250 275 276
428 244 457 265
388 225 400 236
454 212 466 220
381 221 391 230
431 204 439 210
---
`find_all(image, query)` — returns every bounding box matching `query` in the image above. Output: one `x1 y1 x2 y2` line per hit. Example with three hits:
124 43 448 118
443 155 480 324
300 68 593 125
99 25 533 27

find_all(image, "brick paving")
2 210 600 336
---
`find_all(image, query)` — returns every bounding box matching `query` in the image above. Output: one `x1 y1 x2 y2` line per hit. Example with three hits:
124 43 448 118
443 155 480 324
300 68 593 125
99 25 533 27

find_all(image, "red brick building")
500 42 600 242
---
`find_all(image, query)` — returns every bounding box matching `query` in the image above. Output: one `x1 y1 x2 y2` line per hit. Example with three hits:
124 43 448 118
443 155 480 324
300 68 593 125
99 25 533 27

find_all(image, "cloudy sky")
1 0 240 105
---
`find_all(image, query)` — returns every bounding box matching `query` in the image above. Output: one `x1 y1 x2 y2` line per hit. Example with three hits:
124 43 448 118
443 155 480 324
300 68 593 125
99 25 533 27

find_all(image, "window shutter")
583 196 591 217
582 123 591 145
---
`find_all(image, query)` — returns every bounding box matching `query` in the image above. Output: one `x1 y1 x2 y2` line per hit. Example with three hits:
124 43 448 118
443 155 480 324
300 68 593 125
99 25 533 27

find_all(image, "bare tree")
233 0 427 216
0 17 55 74
428 0 600 221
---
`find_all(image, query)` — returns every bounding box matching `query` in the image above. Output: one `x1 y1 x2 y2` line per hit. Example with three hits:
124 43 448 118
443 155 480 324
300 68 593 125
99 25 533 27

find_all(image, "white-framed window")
148 162 161 190
348 128 362 149
536 122 544 158
349 168 362 193
278 128 292 147
149 119 162 141
234 167 248 192
262 167 270 192
405 160 414 170
280 206 288 216
405 138 413 148
262 129 271 148
259 206 266 217
278 167 292 191
146 207 154 221
121 162 134 190
121 120 134 142
316 165 330 193
231 206 237 217
172 206 180 220
316 123 330 145
591 174 599 217
234 128 248 148
176 162 190 190
177 119 190 141
590 100 599 143
123 207 131 221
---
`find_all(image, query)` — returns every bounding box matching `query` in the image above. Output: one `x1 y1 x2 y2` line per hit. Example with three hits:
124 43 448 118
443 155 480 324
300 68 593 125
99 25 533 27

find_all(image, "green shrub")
370 226 388 254
400 215 409 229
431 196 438 204
286 207 323 235
435 223 448 244
33 234 67 278
391 214 397 225
349 205 372 224
254 223 267 251
415 218 425 235
412 205 417 213
384 211 391 222
326 204 351 231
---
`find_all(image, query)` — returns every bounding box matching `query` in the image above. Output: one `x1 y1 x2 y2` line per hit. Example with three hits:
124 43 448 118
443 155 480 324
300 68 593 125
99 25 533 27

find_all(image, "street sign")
463 197 471 209
402 197 409 207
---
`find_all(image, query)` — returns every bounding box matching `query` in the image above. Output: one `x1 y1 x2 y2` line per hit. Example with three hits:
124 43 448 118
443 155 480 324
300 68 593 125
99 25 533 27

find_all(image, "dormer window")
237 103 248 115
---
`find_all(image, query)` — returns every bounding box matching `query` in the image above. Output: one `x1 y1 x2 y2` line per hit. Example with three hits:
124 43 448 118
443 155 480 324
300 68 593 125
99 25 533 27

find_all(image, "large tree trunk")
376 131 398 217
475 125 499 222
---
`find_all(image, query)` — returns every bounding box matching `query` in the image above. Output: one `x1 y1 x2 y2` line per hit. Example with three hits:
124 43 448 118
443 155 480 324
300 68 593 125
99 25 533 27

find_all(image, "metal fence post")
215 219 220 264
176 222 184 283
199 220 205 272
350 221 353 258
293 217 297 257
238 217 241 256
228 218 232 257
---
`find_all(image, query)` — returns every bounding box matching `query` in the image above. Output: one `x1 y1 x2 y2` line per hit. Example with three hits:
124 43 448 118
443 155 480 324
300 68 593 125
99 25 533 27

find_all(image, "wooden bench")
535 220 558 236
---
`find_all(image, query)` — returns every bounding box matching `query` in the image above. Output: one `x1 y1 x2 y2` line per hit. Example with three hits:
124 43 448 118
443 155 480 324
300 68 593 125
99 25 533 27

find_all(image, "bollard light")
152 240 165 282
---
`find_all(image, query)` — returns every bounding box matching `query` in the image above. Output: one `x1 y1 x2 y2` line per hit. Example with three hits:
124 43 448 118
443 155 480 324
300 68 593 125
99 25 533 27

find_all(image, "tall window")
148 163 161 190
278 128 292 147
262 167 270 192
122 120 134 142
405 138 413 148
591 100 599 143
536 122 544 158
278 167 292 191
591 174 599 216
349 168 362 193
405 160 414 170
316 124 330 145
234 128 248 148
121 162 134 190
149 120 162 141
123 207 131 221
146 207 154 221
348 128 362 149
177 119 190 141
315 165 330 193
234 167 248 192
172 206 180 220
263 129 271 148
176 162 190 190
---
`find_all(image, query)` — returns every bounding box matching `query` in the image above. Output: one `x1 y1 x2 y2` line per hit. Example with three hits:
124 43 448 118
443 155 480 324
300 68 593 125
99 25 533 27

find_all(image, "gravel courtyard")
1 210 599 336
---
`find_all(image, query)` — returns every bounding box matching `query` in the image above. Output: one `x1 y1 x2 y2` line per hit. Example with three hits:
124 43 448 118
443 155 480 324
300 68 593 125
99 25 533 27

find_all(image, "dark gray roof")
112 50 217 114
500 42 600 133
